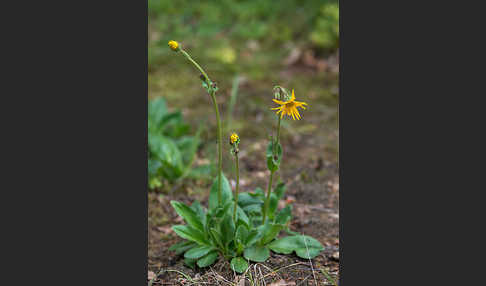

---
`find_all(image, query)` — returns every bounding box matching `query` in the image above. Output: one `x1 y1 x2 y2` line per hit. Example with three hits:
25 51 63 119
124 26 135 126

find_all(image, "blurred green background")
148 0 339 191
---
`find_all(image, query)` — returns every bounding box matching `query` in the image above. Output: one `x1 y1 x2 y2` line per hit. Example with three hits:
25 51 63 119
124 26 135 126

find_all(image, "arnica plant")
167 40 324 273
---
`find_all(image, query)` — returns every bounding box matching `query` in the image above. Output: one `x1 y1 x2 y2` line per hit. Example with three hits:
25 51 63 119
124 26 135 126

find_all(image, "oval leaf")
260 223 284 245
231 257 249 273
209 172 233 211
268 235 324 258
295 247 322 259
197 251 219 267
184 245 215 259
171 201 204 232
172 225 207 246
244 245 270 262
169 241 197 255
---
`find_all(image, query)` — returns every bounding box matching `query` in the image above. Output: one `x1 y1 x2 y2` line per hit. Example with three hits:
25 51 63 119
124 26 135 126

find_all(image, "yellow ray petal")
273 98 286 105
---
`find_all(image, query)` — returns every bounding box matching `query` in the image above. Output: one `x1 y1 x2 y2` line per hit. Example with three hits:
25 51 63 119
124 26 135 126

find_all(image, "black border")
3 1 149 284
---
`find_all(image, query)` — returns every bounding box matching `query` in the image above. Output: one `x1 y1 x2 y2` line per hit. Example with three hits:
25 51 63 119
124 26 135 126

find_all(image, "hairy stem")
179 48 223 205
263 116 282 223
211 90 223 205
262 171 274 224
233 152 239 223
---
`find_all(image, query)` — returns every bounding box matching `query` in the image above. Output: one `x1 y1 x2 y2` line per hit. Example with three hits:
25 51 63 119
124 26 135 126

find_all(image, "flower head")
168 40 179 51
230 133 239 145
271 89 308 120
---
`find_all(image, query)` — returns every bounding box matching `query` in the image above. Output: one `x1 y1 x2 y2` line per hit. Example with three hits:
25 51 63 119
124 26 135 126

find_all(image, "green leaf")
253 188 265 197
184 245 215 259
245 229 262 246
235 225 249 244
230 257 248 273
212 201 233 218
221 214 235 246
268 235 324 259
266 141 282 171
237 192 263 207
296 247 322 259
169 240 197 255
236 205 250 227
273 182 286 200
149 134 184 180
172 225 207 245
242 204 262 215
268 193 278 220
209 172 233 211
260 223 284 245
187 164 212 179
184 257 196 269
244 245 270 262
275 205 292 225
171 201 204 232
176 136 199 166
190 201 206 226
148 97 168 128
197 251 219 268
210 228 224 249
268 236 297 254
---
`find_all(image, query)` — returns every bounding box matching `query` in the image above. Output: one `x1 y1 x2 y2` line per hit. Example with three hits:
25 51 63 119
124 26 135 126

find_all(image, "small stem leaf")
268 193 278 220
266 141 282 171
275 205 292 225
273 182 286 200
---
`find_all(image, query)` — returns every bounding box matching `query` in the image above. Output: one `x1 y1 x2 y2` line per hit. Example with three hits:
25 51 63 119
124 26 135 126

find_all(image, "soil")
148 63 339 285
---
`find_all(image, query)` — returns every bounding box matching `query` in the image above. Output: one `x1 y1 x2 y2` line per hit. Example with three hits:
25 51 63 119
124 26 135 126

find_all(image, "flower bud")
273 86 291 101
230 133 239 145
168 40 179 51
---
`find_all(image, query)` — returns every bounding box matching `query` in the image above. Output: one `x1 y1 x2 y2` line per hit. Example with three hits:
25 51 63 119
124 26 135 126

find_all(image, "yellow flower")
271 89 308 120
230 133 239 145
168 40 179 51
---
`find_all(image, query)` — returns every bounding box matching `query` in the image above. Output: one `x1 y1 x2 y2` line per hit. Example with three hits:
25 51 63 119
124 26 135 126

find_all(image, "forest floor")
148 58 339 285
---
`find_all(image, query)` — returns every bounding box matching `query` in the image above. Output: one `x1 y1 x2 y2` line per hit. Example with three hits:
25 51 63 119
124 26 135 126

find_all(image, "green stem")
275 116 282 154
179 48 223 205
262 171 274 224
179 49 210 83
233 152 239 223
212 90 223 205
263 116 282 224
